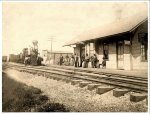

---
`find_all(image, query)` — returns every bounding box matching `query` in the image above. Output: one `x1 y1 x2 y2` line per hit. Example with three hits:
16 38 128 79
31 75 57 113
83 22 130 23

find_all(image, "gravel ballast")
3 69 147 112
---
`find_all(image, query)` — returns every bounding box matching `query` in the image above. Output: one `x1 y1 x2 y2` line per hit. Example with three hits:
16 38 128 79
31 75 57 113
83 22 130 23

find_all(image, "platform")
49 65 148 79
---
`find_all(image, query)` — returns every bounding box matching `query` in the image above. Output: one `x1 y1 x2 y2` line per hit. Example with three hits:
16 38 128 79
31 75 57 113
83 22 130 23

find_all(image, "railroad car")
2 56 7 62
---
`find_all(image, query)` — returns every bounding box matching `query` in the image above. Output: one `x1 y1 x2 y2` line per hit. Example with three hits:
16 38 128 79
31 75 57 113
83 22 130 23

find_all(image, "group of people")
59 53 106 69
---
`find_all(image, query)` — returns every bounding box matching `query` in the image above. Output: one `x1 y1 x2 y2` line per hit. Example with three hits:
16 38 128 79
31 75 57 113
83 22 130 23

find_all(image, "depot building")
64 16 148 71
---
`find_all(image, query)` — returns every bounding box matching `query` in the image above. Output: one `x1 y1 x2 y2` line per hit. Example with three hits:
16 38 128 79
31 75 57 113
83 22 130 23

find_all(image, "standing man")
74 53 79 67
60 55 63 66
70 54 75 66
102 56 106 69
80 54 85 67
65 55 69 66
84 53 90 68
91 55 94 68
93 54 98 68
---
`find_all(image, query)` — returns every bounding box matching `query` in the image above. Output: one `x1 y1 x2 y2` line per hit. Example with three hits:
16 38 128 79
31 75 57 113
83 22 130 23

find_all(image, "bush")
38 95 49 101
25 86 42 94
37 103 69 112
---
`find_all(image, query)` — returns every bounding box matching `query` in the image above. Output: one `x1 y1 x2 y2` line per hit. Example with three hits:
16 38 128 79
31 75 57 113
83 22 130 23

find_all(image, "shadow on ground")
2 72 69 112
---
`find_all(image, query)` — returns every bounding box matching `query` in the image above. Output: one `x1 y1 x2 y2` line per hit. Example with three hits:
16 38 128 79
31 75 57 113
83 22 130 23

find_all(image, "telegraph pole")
48 36 55 54
48 36 55 64
49 38 53 54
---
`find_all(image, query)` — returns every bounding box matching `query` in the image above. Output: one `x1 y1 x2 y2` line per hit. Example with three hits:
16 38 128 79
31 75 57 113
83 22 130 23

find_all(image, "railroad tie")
43 72 46 77
130 93 147 102
41 72 45 76
60 77 68 82
49 75 53 79
48 74 54 79
71 80 82 85
54 77 59 81
49 74 55 79
55 77 62 81
106 74 112 77
37 72 41 76
87 84 101 91
113 88 130 97
52 76 57 80
65 78 71 83
61 78 67 82
79 82 91 88
96 86 115 95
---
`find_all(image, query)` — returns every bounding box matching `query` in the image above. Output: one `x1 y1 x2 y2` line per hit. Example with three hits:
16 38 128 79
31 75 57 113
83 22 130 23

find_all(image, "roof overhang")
64 16 147 46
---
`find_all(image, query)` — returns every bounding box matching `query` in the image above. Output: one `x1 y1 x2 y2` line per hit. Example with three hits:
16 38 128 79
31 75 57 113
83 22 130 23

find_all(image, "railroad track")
4 63 148 92
3 63 148 104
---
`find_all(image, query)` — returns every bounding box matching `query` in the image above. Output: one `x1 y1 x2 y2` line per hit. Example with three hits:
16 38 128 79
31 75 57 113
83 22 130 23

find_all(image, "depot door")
117 41 124 70
81 46 85 56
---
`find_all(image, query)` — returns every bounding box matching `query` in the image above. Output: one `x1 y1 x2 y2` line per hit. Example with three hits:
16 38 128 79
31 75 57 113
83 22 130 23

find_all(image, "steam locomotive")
9 52 43 66
24 49 43 66
9 40 43 66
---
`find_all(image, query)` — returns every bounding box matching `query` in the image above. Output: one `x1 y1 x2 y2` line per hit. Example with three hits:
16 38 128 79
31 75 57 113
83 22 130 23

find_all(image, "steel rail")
6 64 148 92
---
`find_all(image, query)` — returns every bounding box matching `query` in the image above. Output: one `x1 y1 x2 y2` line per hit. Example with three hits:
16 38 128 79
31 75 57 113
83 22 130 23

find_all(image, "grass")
36 103 69 112
2 72 69 112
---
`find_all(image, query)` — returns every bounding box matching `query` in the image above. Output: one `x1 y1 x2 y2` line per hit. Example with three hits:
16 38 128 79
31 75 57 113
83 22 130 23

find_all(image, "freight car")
2 56 7 62
9 54 23 63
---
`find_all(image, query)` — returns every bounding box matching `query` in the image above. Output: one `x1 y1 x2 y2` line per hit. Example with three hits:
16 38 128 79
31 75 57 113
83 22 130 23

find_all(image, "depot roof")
42 50 73 54
64 15 147 46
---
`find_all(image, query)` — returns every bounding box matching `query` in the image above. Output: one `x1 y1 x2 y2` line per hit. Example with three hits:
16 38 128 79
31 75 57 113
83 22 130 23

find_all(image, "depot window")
138 33 148 61
103 43 109 60
89 42 94 56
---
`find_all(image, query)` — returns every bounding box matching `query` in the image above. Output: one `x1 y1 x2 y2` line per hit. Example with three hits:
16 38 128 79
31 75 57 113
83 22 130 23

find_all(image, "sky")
2 2 148 56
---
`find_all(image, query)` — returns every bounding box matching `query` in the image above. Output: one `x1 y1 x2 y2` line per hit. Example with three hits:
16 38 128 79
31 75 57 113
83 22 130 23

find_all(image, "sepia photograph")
2 0 148 112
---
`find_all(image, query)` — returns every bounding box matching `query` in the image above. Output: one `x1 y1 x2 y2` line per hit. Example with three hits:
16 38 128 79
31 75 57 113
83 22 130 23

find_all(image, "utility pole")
48 36 55 64
48 36 55 54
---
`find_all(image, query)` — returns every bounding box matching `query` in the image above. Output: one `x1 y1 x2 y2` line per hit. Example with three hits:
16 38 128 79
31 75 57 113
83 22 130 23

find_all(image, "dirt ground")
3 69 147 112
